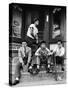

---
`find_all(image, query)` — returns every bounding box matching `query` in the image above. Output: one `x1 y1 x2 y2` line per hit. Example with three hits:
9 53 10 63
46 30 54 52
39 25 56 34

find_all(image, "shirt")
53 45 65 56
27 24 38 39
18 46 31 63
35 47 51 56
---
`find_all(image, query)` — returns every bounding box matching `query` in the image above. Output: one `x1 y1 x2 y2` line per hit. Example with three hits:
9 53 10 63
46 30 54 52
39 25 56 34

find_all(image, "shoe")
57 76 62 81
62 67 64 71
47 68 50 73
13 80 19 85
13 77 20 85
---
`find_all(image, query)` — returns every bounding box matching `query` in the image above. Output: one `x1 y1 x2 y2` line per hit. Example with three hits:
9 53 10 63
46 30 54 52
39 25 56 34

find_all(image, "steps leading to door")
20 70 65 83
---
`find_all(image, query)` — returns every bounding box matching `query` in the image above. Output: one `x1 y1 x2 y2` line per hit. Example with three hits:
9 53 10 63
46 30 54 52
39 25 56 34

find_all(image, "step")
20 71 53 82
20 70 65 83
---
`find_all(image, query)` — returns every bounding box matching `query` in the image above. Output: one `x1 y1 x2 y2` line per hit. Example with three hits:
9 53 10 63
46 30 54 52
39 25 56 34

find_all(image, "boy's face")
35 20 39 25
57 42 62 48
41 43 46 49
22 42 27 47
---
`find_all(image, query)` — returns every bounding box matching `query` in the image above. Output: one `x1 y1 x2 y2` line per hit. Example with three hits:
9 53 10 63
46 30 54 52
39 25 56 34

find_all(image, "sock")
48 64 50 68
37 65 39 69
29 66 32 69
16 77 19 81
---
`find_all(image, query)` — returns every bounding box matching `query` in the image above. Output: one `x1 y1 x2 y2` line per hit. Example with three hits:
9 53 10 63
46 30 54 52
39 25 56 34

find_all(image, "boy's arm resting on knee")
19 57 24 64
35 48 41 56
46 48 52 55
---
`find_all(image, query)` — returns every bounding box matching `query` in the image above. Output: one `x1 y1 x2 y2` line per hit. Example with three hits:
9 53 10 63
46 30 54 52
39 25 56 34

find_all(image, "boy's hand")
36 40 38 44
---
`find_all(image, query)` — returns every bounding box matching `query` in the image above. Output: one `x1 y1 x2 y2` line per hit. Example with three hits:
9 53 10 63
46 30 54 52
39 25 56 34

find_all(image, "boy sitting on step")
29 41 51 70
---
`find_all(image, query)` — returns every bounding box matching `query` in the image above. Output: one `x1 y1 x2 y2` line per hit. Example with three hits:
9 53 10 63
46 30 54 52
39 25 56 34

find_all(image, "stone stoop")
20 71 53 82
20 70 65 83
9 57 66 84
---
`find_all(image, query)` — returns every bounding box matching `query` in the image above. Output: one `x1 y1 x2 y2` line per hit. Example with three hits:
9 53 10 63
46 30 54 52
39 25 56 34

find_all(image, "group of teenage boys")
11 18 65 85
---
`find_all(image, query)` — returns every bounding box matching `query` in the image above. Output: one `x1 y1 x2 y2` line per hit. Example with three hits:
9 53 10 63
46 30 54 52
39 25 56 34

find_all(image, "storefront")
9 3 66 59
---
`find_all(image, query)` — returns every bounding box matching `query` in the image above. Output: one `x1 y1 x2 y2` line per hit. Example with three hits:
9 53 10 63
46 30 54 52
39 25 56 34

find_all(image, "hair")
57 40 63 44
33 18 39 23
40 41 46 46
22 42 27 45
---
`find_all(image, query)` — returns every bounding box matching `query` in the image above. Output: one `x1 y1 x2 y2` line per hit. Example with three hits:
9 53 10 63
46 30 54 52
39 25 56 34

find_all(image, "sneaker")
13 78 19 85
57 76 62 81
48 64 50 68
29 66 32 69
62 67 64 71
9 77 20 86
47 68 50 73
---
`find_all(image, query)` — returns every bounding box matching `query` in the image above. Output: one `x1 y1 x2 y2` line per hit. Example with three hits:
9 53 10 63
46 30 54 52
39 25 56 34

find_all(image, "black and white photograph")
9 3 66 87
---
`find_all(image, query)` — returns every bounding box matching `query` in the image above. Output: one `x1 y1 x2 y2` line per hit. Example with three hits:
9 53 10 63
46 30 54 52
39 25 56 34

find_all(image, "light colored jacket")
18 46 31 64
53 45 65 56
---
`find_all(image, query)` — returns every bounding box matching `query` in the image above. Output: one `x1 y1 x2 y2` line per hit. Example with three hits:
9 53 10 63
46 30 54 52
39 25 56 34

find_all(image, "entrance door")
23 5 50 47
24 9 45 41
